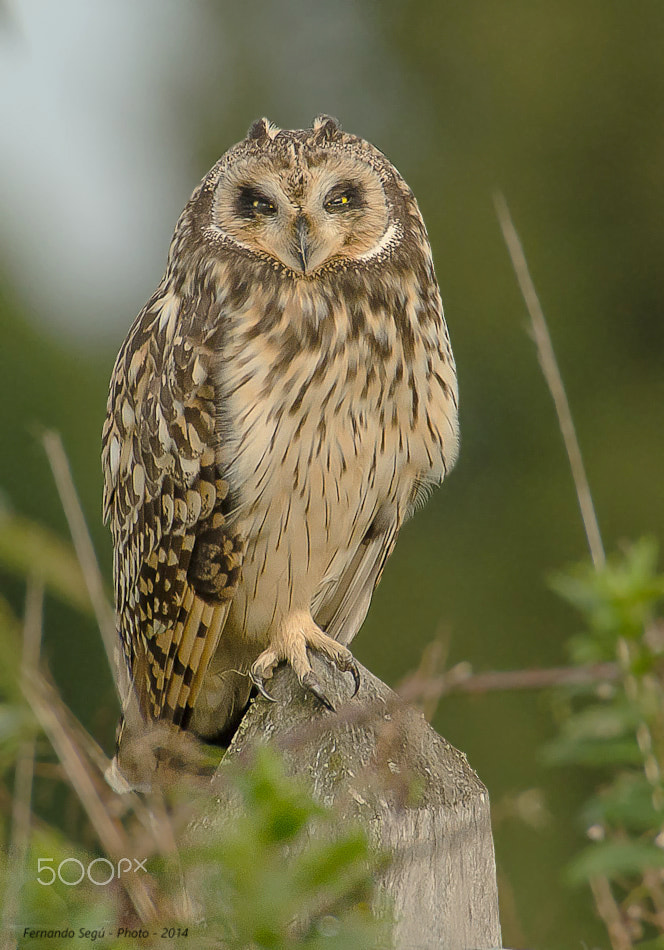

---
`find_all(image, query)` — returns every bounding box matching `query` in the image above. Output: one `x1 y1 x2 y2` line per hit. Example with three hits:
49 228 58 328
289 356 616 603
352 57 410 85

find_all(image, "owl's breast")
217 326 397 533
215 287 457 548
211 284 458 639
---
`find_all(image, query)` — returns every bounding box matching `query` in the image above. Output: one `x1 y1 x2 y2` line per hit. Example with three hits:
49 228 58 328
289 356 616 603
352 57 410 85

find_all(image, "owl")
102 115 459 776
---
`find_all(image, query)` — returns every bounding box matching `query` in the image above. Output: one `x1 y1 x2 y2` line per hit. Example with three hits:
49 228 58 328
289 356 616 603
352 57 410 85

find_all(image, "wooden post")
205 657 502 949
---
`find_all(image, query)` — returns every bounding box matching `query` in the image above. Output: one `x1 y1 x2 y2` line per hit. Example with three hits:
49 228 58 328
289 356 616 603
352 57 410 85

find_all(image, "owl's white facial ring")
211 152 391 275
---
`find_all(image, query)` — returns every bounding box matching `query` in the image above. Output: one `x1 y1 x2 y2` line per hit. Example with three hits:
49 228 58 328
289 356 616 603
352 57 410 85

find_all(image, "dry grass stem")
37 435 194 922
396 634 450 721
1 578 44 950
142 785 195 922
41 430 121 699
589 876 634 950
42 431 147 742
400 660 618 702
494 193 605 571
21 667 157 923
496 201 664 943
642 868 664 917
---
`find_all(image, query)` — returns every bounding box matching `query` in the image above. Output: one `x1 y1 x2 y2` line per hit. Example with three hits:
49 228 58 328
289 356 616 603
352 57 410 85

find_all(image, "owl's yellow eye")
237 186 277 218
324 184 363 213
325 193 351 211
252 198 275 212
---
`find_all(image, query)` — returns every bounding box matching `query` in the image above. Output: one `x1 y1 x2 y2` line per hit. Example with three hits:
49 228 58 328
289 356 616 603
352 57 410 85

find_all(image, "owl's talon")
250 672 277 703
323 649 360 697
251 616 359 712
347 661 361 698
301 671 336 712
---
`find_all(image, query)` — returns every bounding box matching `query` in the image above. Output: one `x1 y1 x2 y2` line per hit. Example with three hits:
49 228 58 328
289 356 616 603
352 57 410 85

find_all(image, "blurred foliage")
1 755 388 950
183 748 390 950
0 504 92 616
548 540 664 945
1 2 664 946
0 569 388 949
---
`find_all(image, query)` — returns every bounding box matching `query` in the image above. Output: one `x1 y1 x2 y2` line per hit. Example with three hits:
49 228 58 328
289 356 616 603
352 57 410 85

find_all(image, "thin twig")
144 788 196 922
589 876 634 950
496 199 664 936
398 661 618 703
494 194 605 571
36 434 191 917
22 667 157 923
401 634 450 721
41 430 121 699
1 578 43 950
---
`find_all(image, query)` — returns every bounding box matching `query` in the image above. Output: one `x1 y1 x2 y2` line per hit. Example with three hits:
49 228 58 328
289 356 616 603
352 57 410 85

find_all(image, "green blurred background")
1 2 663 945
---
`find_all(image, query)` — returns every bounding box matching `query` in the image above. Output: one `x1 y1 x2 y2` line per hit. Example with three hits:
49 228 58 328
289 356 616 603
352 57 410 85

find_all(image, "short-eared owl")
102 115 459 771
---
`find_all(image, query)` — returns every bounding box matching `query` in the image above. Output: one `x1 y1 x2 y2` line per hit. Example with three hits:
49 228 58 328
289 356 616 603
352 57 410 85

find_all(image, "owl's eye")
237 186 277 218
326 194 351 210
324 184 363 213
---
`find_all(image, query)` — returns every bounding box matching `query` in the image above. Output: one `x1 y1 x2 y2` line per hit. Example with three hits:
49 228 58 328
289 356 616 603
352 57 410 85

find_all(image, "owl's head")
186 116 420 278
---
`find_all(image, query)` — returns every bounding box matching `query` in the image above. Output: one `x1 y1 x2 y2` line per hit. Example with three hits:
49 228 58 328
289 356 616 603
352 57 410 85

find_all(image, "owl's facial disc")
212 151 390 275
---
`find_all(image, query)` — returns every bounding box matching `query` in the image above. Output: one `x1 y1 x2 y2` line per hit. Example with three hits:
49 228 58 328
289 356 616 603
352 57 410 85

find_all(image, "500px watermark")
36 857 148 887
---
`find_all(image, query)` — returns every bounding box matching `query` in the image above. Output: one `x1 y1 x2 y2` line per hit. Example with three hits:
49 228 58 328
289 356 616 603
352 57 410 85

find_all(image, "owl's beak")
294 215 312 273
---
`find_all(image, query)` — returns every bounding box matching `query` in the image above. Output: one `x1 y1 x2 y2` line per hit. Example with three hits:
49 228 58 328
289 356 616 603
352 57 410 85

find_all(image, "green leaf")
0 595 23 701
563 704 639 742
0 509 93 614
567 839 664 885
582 773 664 832
551 539 664 643
542 735 642 767
632 937 664 950
296 832 371 892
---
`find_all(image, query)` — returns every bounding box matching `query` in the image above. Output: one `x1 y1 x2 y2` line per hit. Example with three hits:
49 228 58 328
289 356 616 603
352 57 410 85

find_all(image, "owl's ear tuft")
247 117 281 143
312 114 342 143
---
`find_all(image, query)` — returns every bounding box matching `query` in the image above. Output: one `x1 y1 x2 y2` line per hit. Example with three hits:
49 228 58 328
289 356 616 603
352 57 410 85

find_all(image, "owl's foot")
250 612 360 711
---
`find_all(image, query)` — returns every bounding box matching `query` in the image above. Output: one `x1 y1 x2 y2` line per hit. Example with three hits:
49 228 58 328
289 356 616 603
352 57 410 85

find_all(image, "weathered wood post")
202 657 502 949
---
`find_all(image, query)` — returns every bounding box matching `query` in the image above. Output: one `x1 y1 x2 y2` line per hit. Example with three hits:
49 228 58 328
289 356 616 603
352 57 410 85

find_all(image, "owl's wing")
314 512 400 648
102 285 244 732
